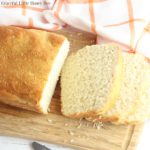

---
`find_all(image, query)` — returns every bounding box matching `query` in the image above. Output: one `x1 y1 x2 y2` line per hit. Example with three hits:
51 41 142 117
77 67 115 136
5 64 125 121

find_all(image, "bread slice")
103 53 145 119
0 26 69 114
87 53 150 124
119 59 150 123
61 44 123 118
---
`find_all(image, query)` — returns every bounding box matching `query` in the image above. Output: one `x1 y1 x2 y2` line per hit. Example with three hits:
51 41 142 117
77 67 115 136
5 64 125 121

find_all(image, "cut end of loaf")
61 44 121 118
39 39 70 114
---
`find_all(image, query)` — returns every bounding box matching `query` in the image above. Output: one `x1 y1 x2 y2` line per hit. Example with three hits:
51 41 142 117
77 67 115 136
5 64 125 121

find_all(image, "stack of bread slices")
61 44 150 124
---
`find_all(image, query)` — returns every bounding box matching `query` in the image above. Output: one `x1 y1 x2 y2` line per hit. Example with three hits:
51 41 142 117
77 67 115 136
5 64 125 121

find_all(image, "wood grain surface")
0 27 143 150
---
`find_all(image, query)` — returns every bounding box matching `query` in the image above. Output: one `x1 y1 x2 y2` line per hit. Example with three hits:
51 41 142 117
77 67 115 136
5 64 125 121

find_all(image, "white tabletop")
0 136 72 150
1 121 150 150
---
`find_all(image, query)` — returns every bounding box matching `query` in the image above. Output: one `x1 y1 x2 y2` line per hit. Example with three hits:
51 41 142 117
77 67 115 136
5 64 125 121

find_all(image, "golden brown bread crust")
64 111 118 122
0 90 42 112
0 26 66 113
62 109 118 122
63 110 98 118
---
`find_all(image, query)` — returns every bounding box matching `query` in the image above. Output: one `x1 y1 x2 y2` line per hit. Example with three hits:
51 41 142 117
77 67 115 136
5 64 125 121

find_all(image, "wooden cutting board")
0 27 143 150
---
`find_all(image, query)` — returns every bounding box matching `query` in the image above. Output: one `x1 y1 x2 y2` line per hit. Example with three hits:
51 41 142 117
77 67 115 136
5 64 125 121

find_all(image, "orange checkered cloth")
0 0 150 58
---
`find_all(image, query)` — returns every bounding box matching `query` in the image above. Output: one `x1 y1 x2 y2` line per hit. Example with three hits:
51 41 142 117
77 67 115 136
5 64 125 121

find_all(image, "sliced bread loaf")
119 59 150 123
61 44 123 118
103 53 145 120
61 44 150 123
87 53 150 124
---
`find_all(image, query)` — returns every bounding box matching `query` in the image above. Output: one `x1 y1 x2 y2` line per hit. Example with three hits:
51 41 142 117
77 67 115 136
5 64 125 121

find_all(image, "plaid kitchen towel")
0 0 150 58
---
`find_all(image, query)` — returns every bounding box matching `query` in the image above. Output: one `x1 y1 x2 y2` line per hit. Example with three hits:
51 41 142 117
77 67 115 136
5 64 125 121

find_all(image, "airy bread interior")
104 53 145 120
61 44 121 118
119 59 150 123
86 53 150 124
61 43 150 124
40 40 69 113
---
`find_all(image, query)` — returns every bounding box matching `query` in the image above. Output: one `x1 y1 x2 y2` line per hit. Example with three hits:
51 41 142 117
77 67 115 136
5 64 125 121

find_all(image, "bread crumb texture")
61 44 150 124
61 44 120 117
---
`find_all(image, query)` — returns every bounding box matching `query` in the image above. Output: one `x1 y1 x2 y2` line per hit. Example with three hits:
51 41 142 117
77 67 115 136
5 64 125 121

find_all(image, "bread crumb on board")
47 119 53 123
93 122 103 130
75 117 104 130
63 139 67 143
68 130 74 136
70 139 74 143
65 123 69 126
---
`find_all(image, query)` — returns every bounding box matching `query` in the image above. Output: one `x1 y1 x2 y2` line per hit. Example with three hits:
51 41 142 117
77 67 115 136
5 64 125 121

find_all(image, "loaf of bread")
61 44 150 124
0 26 69 114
